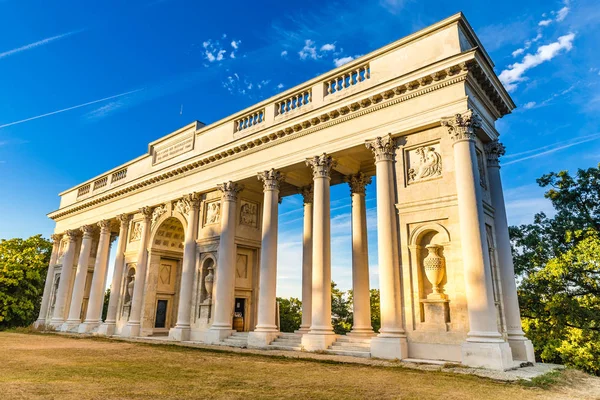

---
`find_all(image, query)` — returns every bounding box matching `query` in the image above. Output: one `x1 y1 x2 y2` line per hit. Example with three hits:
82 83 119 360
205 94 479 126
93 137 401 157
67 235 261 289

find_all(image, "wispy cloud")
0 89 143 129
202 37 241 64
0 30 82 60
499 33 575 92
504 133 600 166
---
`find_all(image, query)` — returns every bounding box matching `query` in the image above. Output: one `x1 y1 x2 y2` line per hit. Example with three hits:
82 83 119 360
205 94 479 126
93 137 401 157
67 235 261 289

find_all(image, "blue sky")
1 0 599 297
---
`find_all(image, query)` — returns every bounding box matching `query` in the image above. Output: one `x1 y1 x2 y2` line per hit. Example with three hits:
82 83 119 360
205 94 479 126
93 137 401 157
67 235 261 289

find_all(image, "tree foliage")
277 297 302 332
102 288 111 322
0 235 52 330
510 164 600 375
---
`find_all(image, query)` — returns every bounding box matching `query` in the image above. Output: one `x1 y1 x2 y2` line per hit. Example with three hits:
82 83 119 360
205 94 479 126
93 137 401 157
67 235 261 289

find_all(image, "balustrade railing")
93 176 108 190
111 168 127 183
275 89 312 116
77 184 91 198
325 64 370 96
76 167 128 198
235 109 265 132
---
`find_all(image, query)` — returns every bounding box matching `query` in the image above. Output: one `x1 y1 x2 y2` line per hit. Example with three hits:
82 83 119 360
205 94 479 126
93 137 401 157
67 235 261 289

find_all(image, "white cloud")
205 51 216 62
277 83 284 89
0 30 82 59
538 19 553 27
503 133 600 166
320 43 335 51
499 33 575 92
334 56 354 67
556 6 570 21
280 50 288 57
202 36 241 63
299 39 318 60
231 40 240 49
512 48 525 57
522 101 537 109
379 0 407 14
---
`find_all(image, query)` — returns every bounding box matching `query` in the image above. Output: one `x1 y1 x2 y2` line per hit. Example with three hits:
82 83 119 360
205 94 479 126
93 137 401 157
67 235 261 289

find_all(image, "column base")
301 332 337 351
33 319 49 329
60 320 82 332
348 327 375 337
295 326 310 334
248 331 281 348
49 318 65 329
203 328 235 344
370 335 408 360
120 322 141 338
97 323 116 336
78 321 101 333
461 340 514 371
508 336 536 363
169 326 191 342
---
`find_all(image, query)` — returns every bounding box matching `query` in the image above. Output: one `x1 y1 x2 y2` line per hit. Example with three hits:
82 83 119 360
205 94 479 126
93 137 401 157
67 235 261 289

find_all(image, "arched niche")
408 223 451 301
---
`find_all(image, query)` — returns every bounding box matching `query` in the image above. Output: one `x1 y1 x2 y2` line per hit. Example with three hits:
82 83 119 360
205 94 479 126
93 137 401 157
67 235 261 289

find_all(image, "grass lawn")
0 332 598 400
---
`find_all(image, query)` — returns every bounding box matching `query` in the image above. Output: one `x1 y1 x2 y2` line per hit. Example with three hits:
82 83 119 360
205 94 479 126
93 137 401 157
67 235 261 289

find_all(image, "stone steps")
324 335 372 358
324 349 371 358
267 332 303 351
217 332 249 348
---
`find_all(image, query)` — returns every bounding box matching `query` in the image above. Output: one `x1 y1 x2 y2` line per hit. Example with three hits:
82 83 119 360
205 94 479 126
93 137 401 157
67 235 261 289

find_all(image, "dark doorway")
233 298 245 332
155 299 168 328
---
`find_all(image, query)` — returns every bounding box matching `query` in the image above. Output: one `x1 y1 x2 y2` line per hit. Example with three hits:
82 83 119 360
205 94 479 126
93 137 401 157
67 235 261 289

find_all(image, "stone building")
36 13 535 370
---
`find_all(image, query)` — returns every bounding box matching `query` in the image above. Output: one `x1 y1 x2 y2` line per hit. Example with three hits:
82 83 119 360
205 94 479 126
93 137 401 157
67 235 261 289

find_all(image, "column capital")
346 172 372 195
65 229 80 241
299 185 313 204
80 224 95 238
306 153 337 179
365 134 396 162
258 169 285 191
139 206 154 220
217 181 244 202
175 193 201 217
117 213 131 226
50 234 63 244
484 140 506 168
441 109 481 142
98 219 111 233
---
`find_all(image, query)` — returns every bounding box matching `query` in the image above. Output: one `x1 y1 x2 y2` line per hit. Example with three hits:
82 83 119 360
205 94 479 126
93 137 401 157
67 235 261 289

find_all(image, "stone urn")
423 244 446 299
204 267 214 303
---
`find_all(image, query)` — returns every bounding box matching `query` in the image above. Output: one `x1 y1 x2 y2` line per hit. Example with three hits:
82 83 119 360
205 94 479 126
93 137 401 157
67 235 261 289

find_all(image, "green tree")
369 289 381 333
102 288 111 321
0 235 52 330
277 297 302 332
331 282 352 334
510 164 600 375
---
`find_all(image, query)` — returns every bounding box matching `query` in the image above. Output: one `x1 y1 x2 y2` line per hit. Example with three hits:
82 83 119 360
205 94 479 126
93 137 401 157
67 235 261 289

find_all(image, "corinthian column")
297 185 313 333
347 173 374 336
121 208 153 338
99 214 130 336
205 181 244 344
365 135 407 360
34 234 62 327
170 193 202 341
485 140 535 363
249 169 285 348
62 224 95 331
79 220 113 333
441 110 513 370
50 230 80 326
301 153 337 351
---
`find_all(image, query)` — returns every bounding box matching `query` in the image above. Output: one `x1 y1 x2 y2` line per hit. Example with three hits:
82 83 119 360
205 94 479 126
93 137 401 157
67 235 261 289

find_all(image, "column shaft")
171 194 201 341
63 225 95 330
298 187 313 332
205 182 243 343
79 220 112 332
99 214 130 336
35 234 62 326
50 230 80 325
122 208 152 337
302 154 336 351
485 141 535 362
348 173 373 335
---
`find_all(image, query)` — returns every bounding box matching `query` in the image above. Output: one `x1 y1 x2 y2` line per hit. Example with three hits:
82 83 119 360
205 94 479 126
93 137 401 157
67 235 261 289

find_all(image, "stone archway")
146 217 185 335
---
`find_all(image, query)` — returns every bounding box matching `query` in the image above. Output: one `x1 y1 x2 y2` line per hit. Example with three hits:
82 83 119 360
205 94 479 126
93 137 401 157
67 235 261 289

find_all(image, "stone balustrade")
275 89 312 117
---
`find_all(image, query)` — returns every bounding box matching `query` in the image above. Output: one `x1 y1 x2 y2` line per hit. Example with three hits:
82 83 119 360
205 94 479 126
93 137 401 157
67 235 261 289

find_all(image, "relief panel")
239 200 258 228
405 142 443 184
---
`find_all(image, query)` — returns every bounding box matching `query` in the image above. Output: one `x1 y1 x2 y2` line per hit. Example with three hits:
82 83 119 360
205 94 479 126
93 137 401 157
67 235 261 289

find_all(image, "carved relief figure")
476 150 487 189
151 204 167 227
130 221 142 242
205 201 221 225
240 200 258 227
408 145 442 183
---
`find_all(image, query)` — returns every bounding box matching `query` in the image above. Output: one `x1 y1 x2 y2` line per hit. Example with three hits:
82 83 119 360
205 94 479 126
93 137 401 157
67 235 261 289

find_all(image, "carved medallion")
240 200 258 228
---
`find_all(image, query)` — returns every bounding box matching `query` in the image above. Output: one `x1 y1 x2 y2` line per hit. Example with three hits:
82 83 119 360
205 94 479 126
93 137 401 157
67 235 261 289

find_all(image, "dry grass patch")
0 332 597 400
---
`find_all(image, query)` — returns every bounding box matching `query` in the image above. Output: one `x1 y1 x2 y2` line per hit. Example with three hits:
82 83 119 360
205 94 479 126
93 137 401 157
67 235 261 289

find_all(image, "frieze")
240 200 258 228
406 143 442 184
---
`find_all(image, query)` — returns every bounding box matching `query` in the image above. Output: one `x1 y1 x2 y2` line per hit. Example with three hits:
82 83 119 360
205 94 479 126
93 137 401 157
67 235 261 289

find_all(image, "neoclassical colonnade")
37 110 533 368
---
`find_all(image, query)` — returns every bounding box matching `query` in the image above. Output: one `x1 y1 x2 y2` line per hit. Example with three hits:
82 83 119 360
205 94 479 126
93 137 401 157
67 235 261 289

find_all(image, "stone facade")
37 13 535 370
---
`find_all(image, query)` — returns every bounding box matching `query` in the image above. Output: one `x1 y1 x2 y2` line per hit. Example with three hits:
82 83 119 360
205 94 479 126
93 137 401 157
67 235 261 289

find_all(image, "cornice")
49 54 501 221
